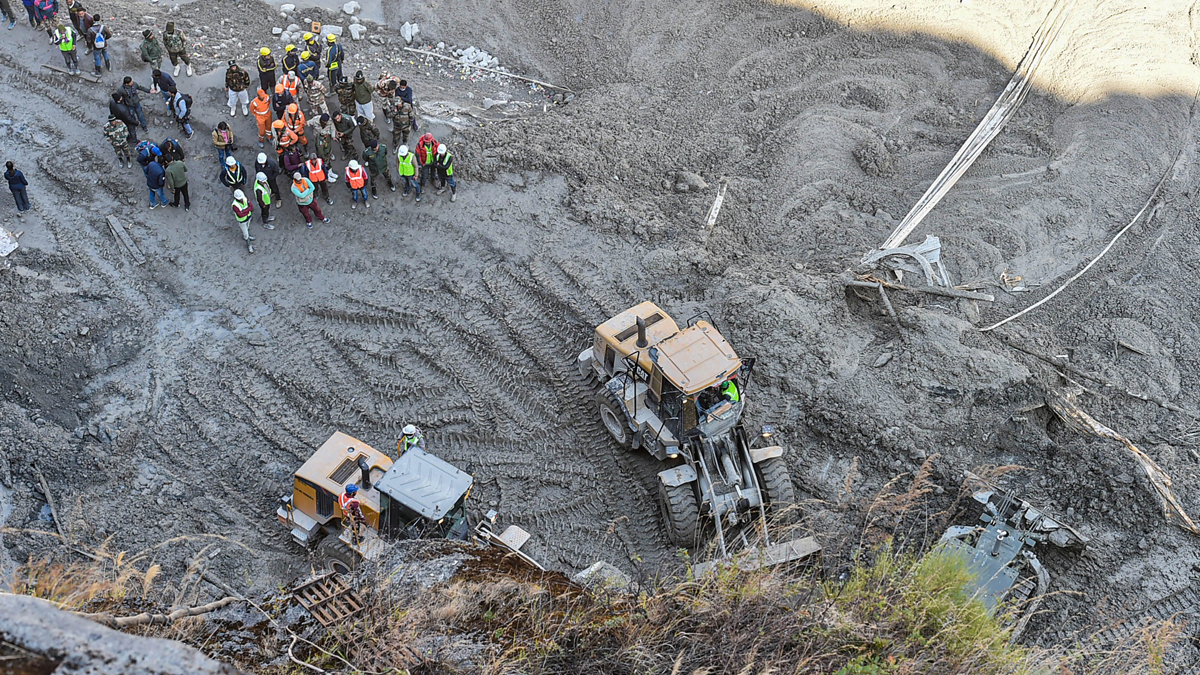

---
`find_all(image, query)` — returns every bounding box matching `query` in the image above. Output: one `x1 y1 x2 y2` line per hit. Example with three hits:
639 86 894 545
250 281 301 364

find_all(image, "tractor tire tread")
659 481 700 548
757 456 797 523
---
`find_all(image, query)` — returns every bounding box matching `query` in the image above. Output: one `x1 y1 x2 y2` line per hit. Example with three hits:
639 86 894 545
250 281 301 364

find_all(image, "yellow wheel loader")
579 303 819 568
277 431 474 574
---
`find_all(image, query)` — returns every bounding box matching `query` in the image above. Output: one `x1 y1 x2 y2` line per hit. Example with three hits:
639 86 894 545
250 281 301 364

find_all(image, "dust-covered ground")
3 0 1200 662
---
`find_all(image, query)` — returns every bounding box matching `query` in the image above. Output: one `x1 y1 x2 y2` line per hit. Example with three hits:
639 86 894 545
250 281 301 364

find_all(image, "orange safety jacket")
305 158 326 183
281 73 300 99
345 166 366 189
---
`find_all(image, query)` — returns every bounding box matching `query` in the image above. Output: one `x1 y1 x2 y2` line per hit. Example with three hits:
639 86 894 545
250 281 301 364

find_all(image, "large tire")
597 389 631 447
658 480 700 548
316 535 359 575
756 457 797 523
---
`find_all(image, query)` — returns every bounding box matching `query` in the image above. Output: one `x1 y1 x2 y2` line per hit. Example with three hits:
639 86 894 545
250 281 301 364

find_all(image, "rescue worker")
212 120 235 167
273 119 299 157
281 144 305 179
168 85 194 138
230 189 255 253
374 72 399 107
352 70 374 121
333 78 356 116
396 144 420 202
281 43 300 75
253 172 275 228
303 152 333 205
720 379 740 403
280 69 301 102
220 155 247 192
433 143 456 202
255 151 282 201
103 114 132 168
339 484 365 530
356 115 379 151
271 82 293 121
343 159 368 209
332 111 357 162
302 74 328 116
296 53 318 86
162 21 192 77
399 424 424 454
139 28 162 70
225 60 251 117
53 22 80 75
309 113 334 163
414 132 437 187
86 17 110 75
284 102 308 151
302 32 320 67
165 156 189 210
324 33 344 87
250 88 273 148
387 100 414 147
257 47 277 92
291 171 329 228
362 139 394 197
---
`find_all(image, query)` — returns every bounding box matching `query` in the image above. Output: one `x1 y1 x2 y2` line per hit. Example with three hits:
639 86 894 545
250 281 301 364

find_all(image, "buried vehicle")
938 484 1089 640
277 431 473 573
579 302 816 565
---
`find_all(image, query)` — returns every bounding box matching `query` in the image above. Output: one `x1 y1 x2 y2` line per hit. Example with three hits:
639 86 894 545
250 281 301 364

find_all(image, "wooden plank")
41 63 102 83
105 215 146 264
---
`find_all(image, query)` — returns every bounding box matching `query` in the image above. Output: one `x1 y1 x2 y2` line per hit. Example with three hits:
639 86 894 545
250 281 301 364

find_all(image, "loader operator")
698 378 740 415
398 424 424 456
339 483 365 542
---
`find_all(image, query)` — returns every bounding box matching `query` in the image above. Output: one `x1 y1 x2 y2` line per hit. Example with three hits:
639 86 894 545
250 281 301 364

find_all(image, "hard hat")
233 189 245 199
348 160 359 170
259 47 270 56
285 43 296 52
302 31 314 40
402 424 417 436
301 50 311 60
437 144 447 155
272 119 285 129
345 483 359 494
327 33 336 42
287 103 298 114
255 172 267 182
293 172 303 181
398 144 409 156
225 156 237 166
275 83 284 94
257 152 267 164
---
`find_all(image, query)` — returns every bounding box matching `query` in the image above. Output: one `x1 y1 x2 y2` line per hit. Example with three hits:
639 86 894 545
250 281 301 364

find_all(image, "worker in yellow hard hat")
297 50 317 82
283 43 300 74
324 33 345 87
257 46 277 92
302 32 320 68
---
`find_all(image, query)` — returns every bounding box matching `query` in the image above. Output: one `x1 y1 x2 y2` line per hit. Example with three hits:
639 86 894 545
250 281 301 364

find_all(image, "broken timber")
41 63 102 84
701 178 729 243
292 573 364 628
105 215 145 265
402 47 573 92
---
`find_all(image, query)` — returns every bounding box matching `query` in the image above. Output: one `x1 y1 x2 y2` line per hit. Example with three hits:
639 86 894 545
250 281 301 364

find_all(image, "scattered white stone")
437 41 445 50
400 22 418 44
272 26 283 35
341 1 360 15
482 97 497 110
279 32 292 43
286 23 300 33
349 15 360 25
280 2 295 12
348 23 366 40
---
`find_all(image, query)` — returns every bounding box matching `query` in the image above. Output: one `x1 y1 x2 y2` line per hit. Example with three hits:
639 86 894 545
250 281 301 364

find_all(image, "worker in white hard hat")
398 424 424 456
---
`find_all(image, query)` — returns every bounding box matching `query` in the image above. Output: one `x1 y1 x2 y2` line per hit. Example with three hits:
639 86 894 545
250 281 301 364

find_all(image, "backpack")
93 26 105 49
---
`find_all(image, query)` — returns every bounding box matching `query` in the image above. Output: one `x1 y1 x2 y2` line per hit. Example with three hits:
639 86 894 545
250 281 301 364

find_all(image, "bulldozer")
579 302 818 566
277 431 474 574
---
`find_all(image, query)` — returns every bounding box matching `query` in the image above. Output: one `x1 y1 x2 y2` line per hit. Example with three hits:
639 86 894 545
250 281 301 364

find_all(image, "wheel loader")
277 431 474 574
579 302 819 567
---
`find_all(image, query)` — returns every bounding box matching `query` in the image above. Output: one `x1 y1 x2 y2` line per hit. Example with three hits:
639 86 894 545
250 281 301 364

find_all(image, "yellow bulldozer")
277 431 474 573
579 302 819 568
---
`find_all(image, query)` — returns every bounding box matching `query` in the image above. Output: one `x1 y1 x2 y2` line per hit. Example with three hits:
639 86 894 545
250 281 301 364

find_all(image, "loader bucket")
692 536 821 577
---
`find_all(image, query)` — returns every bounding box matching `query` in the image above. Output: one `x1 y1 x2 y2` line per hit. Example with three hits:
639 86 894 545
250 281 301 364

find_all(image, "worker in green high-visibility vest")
721 379 740 404
53 22 81 75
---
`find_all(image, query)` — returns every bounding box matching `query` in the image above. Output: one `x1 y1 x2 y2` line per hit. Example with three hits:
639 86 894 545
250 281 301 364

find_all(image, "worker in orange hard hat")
283 102 308 152
250 88 273 148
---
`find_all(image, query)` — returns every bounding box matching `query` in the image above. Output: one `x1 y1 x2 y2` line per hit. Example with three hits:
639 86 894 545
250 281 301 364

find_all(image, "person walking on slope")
344 159 368 209
255 152 281 201
164 157 189 210
169 86 194 138
212 121 235 167
5 162 30 217
253 172 275 229
362 139 393 198
250 89 273 148
230 189 255 253
257 46 277 93
86 16 110 74
103 114 132 168
163 21 191 77
291 172 329 228
139 28 162 69
433 143 456 202
324 33 344 88
395 144 420 202
53 22 80 75
119 76 150 134
221 155 247 192
225 61 251 117
143 156 166 209
303 152 332 205
352 70 374 121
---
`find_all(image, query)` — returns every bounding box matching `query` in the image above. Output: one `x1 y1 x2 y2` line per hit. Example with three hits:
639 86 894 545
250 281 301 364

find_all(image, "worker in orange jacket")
280 70 300 101
273 119 298 157
250 89 273 148
283 103 307 152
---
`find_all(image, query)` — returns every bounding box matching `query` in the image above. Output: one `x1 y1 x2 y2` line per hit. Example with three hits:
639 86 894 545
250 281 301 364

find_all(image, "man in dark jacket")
144 157 166 209
220 156 247 192
332 111 356 162
225 61 251 117
164 158 189 210
160 137 184 163
270 84 293 121
254 151 281 200
119 76 150 133
396 79 417 130
108 92 138 144
85 16 109 73
139 28 162 69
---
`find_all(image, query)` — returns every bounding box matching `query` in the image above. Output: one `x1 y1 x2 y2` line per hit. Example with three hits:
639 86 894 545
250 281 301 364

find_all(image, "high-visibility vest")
231 197 251 222
436 151 453 176
254 181 271 207
396 152 416 177
338 492 360 514
345 166 366 189
721 380 740 403
58 28 75 51
305 159 325 183
285 111 305 133
282 75 299 98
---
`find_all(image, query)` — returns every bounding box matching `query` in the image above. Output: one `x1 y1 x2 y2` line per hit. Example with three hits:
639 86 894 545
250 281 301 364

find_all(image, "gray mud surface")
3 0 1200 661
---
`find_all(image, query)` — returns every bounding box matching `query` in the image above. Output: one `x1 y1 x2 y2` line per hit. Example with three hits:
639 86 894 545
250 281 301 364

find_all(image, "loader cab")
374 446 474 541
647 319 746 437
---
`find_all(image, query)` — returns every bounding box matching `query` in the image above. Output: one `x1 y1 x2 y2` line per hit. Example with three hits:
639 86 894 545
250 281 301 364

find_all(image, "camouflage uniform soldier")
103 114 132 168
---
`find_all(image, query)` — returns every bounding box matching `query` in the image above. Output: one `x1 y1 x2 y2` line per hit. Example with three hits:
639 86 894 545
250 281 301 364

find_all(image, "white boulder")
400 21 419 44
286 23 301 33
342 1 360 15
348 23 366 40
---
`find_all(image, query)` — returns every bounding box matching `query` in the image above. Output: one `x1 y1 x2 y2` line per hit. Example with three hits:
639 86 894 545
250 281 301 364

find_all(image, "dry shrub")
6 539 163 610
